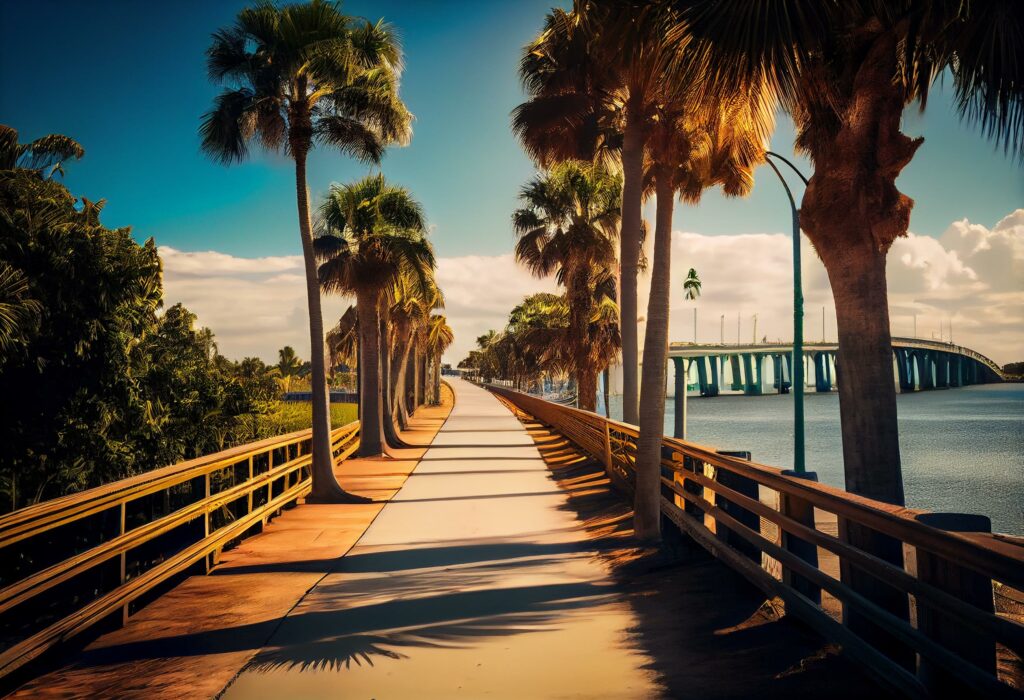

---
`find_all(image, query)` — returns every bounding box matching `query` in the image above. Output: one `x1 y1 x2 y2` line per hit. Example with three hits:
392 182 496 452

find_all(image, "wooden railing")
0 422 360 680
488 385 1024 699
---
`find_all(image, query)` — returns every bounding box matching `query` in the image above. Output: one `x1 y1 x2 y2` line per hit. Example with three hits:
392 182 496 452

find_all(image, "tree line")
0 126 346 512
200 0 451 506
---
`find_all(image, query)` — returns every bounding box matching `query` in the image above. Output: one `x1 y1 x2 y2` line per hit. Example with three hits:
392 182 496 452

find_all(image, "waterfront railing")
488 385 1024 698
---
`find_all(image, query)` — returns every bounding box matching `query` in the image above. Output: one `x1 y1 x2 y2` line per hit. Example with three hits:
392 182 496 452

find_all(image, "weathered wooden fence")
0 422 360 680
488 385 1024 699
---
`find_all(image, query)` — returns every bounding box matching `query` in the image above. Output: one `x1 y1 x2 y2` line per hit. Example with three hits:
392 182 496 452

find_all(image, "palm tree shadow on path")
514 413 895 700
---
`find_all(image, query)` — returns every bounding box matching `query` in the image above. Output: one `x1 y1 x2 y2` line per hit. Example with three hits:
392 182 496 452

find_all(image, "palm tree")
678 1 1023 653
634 70 773 540
0 124 84 178
515 1 679 425
684 268 701 342
315 174 433 457
512 161 621 411
386 269 441 435
680 0 1022 506
422 314 454 404
200 0 411 501
276 346 304 392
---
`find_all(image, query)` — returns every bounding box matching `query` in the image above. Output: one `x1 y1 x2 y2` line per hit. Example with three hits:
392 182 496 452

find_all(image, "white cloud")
159 209 1024 367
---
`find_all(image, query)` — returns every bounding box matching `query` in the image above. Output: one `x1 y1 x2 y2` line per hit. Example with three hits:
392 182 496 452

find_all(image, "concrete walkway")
9 395 453 700
221 378 659 699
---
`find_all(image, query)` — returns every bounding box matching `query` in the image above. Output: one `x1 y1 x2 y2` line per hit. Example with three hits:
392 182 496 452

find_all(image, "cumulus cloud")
159 209 1024 367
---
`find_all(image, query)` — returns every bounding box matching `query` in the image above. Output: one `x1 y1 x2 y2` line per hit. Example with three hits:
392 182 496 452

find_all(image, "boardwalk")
9 379 885 699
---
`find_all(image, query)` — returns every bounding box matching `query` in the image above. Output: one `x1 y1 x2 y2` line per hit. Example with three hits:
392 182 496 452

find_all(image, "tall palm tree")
386 268 441 432
0 124 84 178
200 0 411 501
680 0 1022 506
634 74 773 540
515 1 679 425
513 161 621 411
684 268 701 342
315 174 433 457
679 0 1023 650
422 313 454 404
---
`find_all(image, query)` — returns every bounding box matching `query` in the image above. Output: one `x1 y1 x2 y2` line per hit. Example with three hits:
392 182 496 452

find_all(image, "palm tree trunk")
356 288 385 457
619 109 646 426
634 175 674 542
569 268 597 412
393 336 412 429
380 316 410 450
821 241 911 661
294 149 363 503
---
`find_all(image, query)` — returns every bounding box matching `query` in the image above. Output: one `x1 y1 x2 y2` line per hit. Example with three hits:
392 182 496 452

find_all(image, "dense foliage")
0 148 331 512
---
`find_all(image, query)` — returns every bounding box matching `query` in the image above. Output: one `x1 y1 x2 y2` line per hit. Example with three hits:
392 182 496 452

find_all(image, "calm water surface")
598 384 1023 535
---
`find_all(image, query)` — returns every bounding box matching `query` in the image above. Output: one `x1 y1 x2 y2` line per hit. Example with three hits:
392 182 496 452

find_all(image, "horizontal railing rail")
0 422 360 680
488 385 1024 699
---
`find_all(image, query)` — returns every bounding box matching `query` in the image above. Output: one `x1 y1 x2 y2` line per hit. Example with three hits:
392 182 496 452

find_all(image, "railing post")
603 421 612 476
203 472 212 573
119 501 128 626
780 470 821 604
713 452 760 563
913 513 996 695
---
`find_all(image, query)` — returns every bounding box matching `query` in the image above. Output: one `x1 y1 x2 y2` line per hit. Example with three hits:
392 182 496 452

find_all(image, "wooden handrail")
488 385 1024 698
0 423 360 680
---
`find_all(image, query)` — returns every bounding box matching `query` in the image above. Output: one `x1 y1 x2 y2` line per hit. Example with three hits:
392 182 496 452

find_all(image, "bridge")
1 380 1021 698
667 337 1005 398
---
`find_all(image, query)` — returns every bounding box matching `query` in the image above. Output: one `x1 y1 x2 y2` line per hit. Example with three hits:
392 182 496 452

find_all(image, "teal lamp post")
764 151 809 474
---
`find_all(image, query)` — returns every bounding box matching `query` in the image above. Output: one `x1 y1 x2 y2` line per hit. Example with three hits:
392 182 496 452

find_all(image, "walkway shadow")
77 562 617 677
512 415 895 700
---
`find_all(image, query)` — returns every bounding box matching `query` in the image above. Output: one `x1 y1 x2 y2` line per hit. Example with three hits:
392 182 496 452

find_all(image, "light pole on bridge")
765 151 809 475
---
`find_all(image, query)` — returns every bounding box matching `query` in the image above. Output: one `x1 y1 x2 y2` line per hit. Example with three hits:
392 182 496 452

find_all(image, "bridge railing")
0 422 360 681
488 385 1024 699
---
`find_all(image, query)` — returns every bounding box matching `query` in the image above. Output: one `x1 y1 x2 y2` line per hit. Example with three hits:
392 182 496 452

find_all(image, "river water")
597 384 1023 535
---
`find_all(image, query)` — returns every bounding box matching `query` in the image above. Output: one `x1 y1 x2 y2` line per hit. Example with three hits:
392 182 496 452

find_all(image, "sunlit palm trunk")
634 176 673 541
569 268 598 411
294 151 356 501
380 316 409 449
800 53 916 658
393 337 412 430
356 289 385 456
619 115 646 425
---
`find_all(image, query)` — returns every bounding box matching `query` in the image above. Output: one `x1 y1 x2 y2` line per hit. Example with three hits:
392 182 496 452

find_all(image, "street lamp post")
765 151 809 475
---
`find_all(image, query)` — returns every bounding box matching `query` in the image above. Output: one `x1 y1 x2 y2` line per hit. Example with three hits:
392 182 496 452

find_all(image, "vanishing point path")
12 379 880 699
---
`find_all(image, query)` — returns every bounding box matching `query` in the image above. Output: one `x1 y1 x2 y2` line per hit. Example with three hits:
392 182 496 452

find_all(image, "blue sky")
2 0 1021 262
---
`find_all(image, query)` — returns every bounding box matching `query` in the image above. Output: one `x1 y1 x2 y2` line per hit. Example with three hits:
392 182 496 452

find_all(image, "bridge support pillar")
935 352 950 388
814 352 831 392
696 356 709 396
950 355 963 387
672 358 687 439
708 356 720 397
920 351 935 390
771 354 791 393
729 355 743 391
742 354 763 395
895 348 914 392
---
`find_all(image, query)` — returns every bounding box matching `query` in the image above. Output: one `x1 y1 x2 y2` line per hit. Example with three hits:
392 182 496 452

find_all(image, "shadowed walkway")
8 392 453 700
9 379 886 699
219 378 660 698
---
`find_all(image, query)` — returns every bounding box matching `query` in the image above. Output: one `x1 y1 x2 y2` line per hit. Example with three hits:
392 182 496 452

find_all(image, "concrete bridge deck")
10 379 883 699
